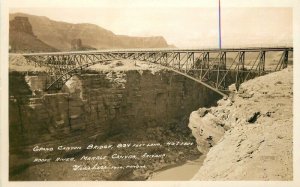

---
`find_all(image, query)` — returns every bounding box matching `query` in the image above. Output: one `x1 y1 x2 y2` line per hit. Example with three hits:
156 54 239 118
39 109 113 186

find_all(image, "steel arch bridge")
14 47 293 97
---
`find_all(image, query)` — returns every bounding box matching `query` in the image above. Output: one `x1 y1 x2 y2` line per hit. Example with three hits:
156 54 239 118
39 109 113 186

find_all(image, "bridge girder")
18 47 293 96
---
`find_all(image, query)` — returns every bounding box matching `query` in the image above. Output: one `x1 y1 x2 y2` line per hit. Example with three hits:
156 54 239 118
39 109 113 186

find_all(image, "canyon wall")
9 68 221 180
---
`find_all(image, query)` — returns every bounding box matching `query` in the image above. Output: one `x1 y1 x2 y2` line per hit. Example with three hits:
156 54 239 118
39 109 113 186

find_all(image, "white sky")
10 2 292 48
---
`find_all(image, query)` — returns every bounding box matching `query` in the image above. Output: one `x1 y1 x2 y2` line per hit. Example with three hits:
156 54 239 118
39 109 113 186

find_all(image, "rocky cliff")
189 67 293 180
9 59 220 180
9 13 173 51
9 16 58 52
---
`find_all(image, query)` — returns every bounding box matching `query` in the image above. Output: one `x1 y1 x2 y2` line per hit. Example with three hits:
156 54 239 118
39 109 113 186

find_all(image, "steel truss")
19 47 293 96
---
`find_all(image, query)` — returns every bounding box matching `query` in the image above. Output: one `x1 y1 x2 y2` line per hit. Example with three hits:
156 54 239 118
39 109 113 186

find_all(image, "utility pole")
219 0 222 49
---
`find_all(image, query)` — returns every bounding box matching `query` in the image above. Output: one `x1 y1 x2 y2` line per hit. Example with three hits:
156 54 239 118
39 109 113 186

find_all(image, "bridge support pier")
282 50 289 69
216 51 227 89
235 51 245 91
275 50 289 71
200 52 210 80
258 51 266 75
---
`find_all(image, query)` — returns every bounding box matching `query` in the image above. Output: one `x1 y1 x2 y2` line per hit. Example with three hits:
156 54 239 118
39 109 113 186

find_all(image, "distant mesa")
9 13 174 53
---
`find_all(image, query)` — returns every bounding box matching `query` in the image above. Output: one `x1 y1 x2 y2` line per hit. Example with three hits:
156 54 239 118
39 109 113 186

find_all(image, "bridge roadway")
14 47 293 97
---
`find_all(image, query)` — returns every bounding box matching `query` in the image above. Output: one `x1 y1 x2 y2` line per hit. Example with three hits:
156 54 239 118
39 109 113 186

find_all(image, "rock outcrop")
189 67 293 180
9 16 58 52
10 16 35 36
70 39 96 51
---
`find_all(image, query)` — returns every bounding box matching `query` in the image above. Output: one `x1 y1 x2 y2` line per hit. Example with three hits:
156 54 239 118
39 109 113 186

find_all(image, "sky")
10 6 292 48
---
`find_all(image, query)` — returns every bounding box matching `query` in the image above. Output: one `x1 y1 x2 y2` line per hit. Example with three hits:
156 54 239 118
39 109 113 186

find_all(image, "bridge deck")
12 47 293 56
12 47 293 96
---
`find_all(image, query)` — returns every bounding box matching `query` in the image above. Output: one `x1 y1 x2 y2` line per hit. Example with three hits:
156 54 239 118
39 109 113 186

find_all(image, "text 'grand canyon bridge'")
14 47 293 97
